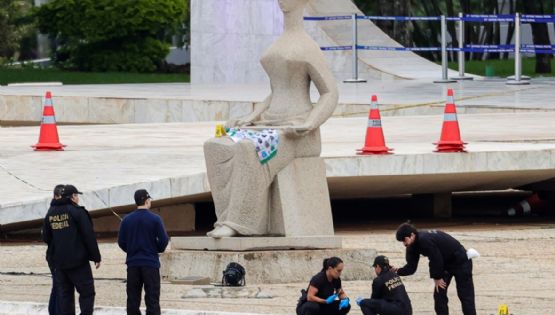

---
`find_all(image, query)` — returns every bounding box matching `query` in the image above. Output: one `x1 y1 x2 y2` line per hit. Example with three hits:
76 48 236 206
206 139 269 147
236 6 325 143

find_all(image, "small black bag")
298 288 308 304
222 262 246 286
296 288 308 314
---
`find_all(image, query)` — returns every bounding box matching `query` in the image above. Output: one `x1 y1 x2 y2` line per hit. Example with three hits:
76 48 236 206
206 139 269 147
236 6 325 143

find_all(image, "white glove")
466 248 480 260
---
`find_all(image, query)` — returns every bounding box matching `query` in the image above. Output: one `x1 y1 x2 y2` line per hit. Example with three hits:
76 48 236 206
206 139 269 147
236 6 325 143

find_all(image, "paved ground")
1 220 554 314
2 112 555 226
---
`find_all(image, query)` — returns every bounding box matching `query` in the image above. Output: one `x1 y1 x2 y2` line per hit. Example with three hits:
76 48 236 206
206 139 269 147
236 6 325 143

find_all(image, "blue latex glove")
338 297 350 310
325 294 338 304
356 297 364 306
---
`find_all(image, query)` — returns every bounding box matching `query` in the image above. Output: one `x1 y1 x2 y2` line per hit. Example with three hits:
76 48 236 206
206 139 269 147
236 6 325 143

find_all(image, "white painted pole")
458 13 465 77
515 12 522 81
507 12 529 85
434 15 455 83
453 12 473 80
344 13 366 83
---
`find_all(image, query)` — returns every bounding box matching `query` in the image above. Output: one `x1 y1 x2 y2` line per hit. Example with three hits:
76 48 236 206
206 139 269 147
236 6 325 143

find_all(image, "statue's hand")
224 119 239 129
225 119 253 129
282 124 312 137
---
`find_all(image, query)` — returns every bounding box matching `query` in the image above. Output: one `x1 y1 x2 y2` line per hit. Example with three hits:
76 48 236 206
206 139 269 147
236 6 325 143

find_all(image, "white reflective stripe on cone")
42 116 56 124
443 113 458 121
367 119 382 127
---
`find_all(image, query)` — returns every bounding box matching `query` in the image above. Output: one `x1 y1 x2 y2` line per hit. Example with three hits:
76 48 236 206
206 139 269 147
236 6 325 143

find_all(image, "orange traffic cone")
506 193 552 216
357 95 393 155
32 91 65 151
434 89 466 152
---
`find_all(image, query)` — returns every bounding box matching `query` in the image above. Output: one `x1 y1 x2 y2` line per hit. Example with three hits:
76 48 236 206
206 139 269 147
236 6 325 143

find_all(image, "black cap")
372 255 390 268
134 189 152 206
396 222 417 241
62 185 83 198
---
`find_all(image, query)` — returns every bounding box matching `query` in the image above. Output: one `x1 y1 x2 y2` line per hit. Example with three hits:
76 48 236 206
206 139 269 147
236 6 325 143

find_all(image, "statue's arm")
301 55 338 131
225 95 271 128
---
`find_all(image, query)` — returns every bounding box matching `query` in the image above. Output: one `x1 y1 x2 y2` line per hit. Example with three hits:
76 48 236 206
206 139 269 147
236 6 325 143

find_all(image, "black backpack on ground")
222 262 246 286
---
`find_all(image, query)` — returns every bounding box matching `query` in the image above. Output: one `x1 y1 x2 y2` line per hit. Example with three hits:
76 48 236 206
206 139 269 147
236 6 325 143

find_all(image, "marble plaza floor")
1 111 554 226
1 79 555 124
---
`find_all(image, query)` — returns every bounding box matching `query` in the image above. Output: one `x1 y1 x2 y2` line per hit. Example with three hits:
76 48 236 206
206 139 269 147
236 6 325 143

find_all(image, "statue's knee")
204 139 235 162
232 140 257 158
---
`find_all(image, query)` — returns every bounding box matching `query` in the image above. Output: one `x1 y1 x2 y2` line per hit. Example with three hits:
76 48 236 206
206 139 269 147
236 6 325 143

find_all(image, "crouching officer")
297 257 351 315
393 223 476 315
42 184 101 315
357 255 412 315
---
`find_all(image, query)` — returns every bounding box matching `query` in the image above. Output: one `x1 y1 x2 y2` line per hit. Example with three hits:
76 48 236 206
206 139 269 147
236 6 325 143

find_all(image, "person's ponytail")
321 256 343 272
321 258 329 272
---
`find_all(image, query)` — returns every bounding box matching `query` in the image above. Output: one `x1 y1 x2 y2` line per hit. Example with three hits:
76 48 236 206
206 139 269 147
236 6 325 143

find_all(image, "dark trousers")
359 299 409 315
434 259 476 315
56 263 95 315
48 267 60 315
297 301 351 315
127 266 161 315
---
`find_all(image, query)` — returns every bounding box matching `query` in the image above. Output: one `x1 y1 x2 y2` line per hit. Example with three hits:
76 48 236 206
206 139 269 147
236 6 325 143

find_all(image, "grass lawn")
448 57 555 78
0 68 189 85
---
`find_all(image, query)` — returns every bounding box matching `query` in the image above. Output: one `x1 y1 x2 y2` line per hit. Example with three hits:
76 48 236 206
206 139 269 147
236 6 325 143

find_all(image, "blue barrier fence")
322 45 555 54
462 14 515 22
304 13 555 83
305 14 555 23
521 15 555 23
304 14 555 54
358 15 440 21
303 15 352 21
357 45 440 52
320 46 352 51
323 44 555 54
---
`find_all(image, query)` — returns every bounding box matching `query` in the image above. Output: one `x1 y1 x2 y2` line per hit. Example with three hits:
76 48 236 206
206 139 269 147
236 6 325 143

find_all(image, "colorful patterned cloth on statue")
227 128 279 164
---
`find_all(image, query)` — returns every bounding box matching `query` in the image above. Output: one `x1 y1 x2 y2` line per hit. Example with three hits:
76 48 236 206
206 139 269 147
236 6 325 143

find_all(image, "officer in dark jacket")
118 189 169 315
393 223 476 315
45 184 66 315
357 255 412 315
42 184 101 315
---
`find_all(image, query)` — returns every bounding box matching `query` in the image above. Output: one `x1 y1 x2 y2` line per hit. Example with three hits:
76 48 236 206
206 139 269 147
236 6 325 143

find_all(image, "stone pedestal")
162 156 344 283
269 157 334 236
172 236 342 251
161 245 377 284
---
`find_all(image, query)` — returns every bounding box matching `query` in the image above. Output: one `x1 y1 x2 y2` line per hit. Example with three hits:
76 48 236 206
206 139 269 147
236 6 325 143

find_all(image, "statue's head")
278 0 308 13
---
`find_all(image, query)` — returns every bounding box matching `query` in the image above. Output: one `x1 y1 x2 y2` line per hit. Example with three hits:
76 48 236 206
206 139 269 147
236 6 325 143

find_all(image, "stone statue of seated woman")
203 0 338 238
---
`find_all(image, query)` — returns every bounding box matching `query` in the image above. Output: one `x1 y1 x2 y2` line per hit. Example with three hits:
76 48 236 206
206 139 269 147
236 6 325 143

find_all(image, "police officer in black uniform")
357 255 412 315
393 223 476 315
45 184 66 315
297 257 351 315
42 184 101 315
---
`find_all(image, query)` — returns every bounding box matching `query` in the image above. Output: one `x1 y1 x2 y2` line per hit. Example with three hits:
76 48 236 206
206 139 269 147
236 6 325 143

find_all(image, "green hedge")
35 0 187 72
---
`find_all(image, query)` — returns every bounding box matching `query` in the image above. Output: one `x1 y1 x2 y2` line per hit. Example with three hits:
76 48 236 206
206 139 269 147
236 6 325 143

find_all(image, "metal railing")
304 13 555 85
